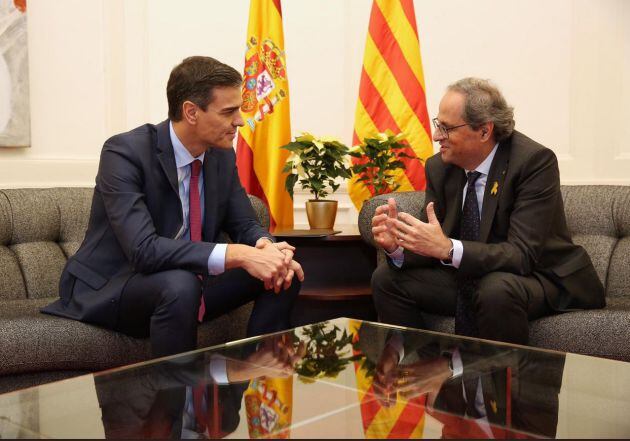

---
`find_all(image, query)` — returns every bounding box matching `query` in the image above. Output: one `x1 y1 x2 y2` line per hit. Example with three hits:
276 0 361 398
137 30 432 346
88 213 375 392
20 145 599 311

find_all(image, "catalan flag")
348 320 427 438
236 0 293 229
349 0 433 210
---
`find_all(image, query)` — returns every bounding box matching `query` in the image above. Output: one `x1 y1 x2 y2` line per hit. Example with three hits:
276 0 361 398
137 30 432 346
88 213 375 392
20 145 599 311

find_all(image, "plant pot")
305 199 337 229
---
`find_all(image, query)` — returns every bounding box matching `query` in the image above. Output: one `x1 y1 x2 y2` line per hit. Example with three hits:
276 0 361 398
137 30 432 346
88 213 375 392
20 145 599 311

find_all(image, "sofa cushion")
0 298 253 376
11 242 67 299
421 297 630 362
48 187 93 257
528 297 630 361
0 188 89 300
0 246 26 300
0 193 27 300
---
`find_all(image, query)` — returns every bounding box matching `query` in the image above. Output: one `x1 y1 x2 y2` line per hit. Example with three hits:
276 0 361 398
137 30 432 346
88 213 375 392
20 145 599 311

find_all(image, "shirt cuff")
451 348 464 377
207 243 227 275
208 355 229 384
386 246 405 268
450 239 463 268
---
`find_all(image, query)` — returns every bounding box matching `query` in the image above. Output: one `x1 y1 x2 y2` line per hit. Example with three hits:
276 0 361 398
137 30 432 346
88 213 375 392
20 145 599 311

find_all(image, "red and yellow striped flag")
236 0 293 229
349 0 433 210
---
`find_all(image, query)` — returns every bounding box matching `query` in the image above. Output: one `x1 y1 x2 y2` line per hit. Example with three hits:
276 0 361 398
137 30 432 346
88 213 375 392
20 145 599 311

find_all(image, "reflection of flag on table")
348 320 427 438
244 376 293 438
236 0 293 230
349 0 433 210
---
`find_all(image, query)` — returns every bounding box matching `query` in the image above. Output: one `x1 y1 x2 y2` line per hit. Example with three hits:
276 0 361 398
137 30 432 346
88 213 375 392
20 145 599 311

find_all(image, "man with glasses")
370 78 604 345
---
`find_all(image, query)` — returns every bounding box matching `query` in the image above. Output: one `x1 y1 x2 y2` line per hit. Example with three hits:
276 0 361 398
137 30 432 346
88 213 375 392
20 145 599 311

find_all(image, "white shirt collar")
466 142 499 176
169 121 205 168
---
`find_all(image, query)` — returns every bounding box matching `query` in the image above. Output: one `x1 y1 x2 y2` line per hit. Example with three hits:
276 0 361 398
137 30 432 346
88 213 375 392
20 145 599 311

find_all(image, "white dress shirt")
169 122 227 275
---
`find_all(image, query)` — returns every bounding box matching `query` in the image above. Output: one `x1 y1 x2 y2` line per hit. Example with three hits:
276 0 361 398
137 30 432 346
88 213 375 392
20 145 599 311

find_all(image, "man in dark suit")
371 78 604 344
43 56 303 357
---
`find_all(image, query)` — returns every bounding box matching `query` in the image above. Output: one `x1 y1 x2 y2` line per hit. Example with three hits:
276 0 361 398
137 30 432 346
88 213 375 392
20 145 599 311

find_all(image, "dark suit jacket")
401 130 605 311
42 120 272 328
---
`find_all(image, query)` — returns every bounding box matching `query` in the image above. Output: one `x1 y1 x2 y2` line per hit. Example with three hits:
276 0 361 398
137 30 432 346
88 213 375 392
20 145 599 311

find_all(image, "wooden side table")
274 226 377 300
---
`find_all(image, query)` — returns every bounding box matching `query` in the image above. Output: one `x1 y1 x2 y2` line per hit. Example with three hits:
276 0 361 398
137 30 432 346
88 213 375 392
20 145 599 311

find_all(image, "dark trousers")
116 268 300 357
371 263 555 345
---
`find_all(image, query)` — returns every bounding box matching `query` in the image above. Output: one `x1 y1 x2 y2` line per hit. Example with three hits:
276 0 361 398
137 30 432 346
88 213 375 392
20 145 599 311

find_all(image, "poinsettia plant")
349 131 420 196
281 133 353 200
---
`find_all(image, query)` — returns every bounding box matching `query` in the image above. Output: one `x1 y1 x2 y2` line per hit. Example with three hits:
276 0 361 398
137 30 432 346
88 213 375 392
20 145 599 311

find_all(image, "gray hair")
447 78 515 142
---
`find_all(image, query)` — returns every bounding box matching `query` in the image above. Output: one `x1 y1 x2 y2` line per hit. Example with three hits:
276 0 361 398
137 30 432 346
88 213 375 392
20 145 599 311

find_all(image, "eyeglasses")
432 118 471 139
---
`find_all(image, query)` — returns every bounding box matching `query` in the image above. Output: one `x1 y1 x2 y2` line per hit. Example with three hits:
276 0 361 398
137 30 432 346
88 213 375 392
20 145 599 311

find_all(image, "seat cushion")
421 298 630 362
528 297 630 361
0 298 252 376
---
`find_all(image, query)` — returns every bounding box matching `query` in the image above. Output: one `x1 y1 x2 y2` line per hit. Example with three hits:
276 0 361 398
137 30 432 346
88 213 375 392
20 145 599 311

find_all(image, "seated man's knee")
474 272 524 313
371 263 396 296
157 270 201 312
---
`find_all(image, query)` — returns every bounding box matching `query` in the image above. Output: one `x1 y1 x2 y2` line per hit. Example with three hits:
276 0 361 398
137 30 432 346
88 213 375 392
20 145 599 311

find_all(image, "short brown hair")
167 56 242 121
447 78 515 142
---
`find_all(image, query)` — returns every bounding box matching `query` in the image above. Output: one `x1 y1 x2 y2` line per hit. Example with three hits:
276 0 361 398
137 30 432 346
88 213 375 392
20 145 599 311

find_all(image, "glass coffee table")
0 318 629 438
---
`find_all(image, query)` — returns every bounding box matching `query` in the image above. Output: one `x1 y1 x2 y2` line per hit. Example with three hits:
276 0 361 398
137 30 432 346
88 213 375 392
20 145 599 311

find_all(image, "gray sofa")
359 185 630 362
0 187 265 394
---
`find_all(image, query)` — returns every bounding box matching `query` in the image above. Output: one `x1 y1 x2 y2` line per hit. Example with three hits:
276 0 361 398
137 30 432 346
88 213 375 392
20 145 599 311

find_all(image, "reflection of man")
371 78 604 344
96 334 304 439
371 333 565 438
43 56 303 357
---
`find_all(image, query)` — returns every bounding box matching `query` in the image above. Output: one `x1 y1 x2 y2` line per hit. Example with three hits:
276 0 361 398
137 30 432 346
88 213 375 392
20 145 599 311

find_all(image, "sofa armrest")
358 191 427 247
247 194 270 229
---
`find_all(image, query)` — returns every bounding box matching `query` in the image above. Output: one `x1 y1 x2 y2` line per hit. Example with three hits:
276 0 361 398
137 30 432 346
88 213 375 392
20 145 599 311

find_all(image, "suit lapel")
442 166 466 237
156 120 180 196
479 142 510 243
203 150 218 241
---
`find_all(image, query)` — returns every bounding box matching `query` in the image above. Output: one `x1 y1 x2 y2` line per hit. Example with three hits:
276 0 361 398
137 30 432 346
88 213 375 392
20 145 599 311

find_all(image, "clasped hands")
252 238 304 293
226 334 306 382
371 198 452 261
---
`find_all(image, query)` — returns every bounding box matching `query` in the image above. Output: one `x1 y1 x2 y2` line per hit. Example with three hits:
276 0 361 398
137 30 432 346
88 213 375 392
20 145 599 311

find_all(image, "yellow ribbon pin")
490 181 499 196
490 399 498 414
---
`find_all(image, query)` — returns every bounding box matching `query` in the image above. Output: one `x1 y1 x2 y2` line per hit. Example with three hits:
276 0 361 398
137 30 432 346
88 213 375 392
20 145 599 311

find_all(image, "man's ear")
480 121 494 142
182 101 197 125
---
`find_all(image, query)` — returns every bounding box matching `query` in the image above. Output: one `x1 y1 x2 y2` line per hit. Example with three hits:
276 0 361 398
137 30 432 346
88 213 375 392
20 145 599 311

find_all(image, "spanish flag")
236 0 293 229
349 0 433 210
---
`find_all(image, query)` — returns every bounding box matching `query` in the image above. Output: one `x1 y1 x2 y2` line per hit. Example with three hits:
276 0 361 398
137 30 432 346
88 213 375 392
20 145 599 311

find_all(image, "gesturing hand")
389 202 451 260
372 198 399 253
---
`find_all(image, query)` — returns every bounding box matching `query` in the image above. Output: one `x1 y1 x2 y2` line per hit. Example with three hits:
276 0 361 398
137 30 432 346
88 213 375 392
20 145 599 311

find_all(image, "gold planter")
305 199 338 229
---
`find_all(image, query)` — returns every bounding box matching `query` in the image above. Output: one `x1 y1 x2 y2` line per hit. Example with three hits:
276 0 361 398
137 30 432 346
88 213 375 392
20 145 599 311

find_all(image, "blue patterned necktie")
455 171 482 337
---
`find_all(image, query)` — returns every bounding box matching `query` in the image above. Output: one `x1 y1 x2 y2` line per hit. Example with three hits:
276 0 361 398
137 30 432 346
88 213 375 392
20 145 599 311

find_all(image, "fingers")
269 243 293 266
387 198 398 219
274 241 296 253
426 202 439 225
281 248 294 265
291 261 304 282
281 261 304 290
255 237 273 249
282 269 294 290
397 212 421 227
274 274 284 293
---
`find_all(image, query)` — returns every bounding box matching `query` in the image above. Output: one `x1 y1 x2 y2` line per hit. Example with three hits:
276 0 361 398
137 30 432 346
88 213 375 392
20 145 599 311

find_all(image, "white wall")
0 0 628 226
